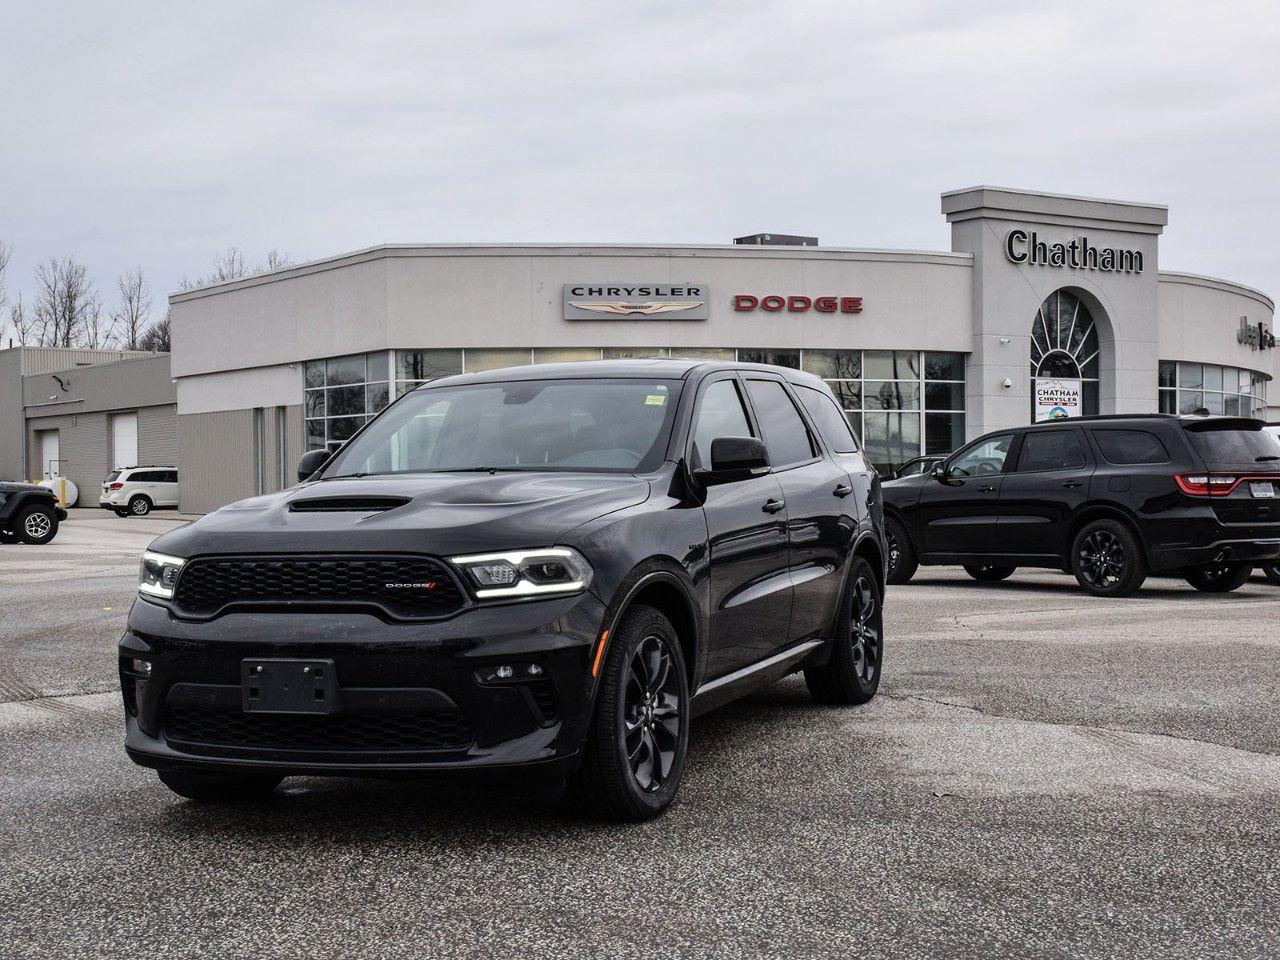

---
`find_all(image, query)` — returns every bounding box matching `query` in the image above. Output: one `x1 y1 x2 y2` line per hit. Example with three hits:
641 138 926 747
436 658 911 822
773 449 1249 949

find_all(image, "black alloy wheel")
1184 562 1252 593
963 564 1017 583
1263 565 1280 587
623 635 681 794
1071 519 1146 597
805 556 884 705
885 517 917 584
569 604 689 821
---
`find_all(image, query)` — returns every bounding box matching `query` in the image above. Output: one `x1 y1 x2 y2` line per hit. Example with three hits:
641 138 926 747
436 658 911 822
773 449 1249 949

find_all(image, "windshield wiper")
436 466 531 473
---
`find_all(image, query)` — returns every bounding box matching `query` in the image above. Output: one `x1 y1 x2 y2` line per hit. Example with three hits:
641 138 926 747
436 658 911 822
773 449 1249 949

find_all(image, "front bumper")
120 590 607 779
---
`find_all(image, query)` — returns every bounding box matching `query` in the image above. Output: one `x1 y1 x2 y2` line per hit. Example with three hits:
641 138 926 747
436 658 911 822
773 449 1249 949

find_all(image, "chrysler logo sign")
563 283 708 321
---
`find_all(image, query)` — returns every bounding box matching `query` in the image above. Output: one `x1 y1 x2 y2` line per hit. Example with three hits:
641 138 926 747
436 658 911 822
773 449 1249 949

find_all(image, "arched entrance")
1030 290 1100 421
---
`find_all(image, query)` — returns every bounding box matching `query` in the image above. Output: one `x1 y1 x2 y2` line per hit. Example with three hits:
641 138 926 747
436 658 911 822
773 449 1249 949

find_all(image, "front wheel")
114 508 130 518
804 557 884 705
17 505 58 545
158 770 283 803
1184 563 1251 593
1071 519 1146 597
885 516 917 584
1260 565 1280 587
569 605 689 822
963 564 1017 583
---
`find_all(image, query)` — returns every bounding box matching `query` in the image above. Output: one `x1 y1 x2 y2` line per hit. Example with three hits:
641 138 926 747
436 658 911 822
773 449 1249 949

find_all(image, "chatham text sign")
563 283 708 320
1005 229 1144 274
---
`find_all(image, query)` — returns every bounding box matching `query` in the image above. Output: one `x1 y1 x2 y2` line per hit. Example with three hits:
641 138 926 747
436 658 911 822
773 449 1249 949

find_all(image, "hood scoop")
288 495 412 514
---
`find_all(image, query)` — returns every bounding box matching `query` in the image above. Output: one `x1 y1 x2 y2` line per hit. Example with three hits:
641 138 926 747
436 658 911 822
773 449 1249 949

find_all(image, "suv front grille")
164 703 473 755
171 554 465 619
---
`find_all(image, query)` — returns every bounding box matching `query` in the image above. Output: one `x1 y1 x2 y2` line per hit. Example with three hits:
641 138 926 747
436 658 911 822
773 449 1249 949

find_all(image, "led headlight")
450 547 592 600
139 550 185 600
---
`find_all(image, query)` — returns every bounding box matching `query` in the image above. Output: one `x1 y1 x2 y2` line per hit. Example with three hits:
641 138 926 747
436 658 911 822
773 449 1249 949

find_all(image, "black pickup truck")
0 482 67 544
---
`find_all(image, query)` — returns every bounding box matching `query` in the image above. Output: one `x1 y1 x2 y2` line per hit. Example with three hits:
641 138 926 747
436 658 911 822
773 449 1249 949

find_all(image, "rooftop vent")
733 233 818 247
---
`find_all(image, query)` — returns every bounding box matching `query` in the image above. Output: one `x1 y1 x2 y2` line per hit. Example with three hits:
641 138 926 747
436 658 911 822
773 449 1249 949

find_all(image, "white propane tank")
38 477 79 508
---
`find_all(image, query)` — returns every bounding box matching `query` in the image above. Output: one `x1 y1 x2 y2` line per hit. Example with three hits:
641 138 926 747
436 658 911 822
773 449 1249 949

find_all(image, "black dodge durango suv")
121 360 886 820
884 414 1280 597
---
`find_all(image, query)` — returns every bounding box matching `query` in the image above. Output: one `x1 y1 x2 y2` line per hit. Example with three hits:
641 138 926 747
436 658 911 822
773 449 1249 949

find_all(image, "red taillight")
1175 473 1239 496
108 482 124 490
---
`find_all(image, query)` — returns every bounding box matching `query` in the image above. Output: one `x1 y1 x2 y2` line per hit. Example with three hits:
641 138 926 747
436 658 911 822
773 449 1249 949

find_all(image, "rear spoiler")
1181 417 1265 433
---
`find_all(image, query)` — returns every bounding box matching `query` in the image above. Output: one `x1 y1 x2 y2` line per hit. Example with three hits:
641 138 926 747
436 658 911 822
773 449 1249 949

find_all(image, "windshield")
1184 420 1280 468
323 378 683 477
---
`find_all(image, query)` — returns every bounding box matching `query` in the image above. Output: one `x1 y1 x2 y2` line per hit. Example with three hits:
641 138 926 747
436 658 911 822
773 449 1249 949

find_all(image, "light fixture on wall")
1001 378 1013 389
999 337 1011 344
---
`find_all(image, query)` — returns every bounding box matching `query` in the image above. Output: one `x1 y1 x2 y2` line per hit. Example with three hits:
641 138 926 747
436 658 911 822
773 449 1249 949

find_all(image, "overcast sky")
1 0 1277 336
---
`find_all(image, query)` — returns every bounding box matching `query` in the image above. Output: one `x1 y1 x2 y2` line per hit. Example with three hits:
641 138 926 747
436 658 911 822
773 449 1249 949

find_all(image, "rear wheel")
129 495 152 517
1071 519 1146 597
885 516 917 584
1261 565 1280 587
158 770 283 802
17 504 58 545
1184 562 1252 593
804 557 883 705
568 605 689 822
963 564 1017 583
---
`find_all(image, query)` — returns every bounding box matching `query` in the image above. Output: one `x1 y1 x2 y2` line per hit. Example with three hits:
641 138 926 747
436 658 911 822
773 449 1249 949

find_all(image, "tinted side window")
1092 430 1170 465
950 434 1015 477
797 385 859 453
129 471 154 482
1017 431 1088 471
164 471 179 483
691 379 753 470
744 379 816 468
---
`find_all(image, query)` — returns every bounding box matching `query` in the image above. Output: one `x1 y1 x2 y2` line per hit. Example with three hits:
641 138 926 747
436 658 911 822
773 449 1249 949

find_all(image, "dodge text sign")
563 283 708 320
1035 378 1082 421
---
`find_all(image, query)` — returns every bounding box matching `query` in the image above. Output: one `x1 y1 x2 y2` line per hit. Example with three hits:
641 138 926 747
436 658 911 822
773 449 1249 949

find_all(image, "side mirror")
297 449 331 482
696 436 770 485
932 463 949 482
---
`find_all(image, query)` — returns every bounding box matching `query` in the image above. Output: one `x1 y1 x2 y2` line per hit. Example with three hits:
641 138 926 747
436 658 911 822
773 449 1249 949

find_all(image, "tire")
128 495 152 517
1071 519 1147 597
1184 562 1252 593
568 605 689 822
804 557 884 705
885 516 918 584
16 504 58 545
158 770 283 803
1261 565 1280 587
114 508 130 518
963 564 1017 583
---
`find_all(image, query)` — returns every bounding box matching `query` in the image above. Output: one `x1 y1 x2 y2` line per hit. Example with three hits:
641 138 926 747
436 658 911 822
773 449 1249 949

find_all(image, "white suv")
100 466 179 517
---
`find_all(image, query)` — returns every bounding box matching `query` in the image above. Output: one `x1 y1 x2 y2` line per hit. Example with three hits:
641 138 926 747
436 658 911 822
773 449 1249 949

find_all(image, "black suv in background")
883 415 1280 597
120 360 886 820
0 482 66 544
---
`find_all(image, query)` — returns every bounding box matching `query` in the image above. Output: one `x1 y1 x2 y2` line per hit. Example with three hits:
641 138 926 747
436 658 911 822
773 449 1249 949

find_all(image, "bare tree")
263 249 293 272
112 268 152 350
31 256 108 347
0 240 10 316
139 311 171 352
8 294 39 346
211 246 249 283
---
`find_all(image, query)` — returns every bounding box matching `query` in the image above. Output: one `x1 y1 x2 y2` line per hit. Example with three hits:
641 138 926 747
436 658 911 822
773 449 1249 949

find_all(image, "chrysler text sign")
1035 378 1082 421
563 283 708 320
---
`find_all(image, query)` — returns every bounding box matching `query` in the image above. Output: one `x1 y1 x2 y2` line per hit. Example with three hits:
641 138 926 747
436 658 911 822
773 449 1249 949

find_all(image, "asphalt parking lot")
2 511 1278 959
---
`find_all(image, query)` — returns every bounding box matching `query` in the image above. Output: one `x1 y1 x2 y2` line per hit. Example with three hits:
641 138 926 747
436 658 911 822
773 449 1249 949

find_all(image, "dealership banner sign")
563 283 708 320
1035 378 1082 421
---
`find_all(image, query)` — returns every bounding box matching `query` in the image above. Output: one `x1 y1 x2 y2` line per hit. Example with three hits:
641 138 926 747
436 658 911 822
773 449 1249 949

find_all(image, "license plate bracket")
241 658 338 714
1250 481 1276 499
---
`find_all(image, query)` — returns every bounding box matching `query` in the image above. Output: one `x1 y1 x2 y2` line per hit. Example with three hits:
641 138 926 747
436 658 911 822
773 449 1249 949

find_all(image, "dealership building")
3 187 1274 514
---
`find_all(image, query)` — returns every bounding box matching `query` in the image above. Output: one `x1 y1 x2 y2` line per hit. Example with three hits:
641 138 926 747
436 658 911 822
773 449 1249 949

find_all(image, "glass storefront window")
669 348 736 360
533 348 605 363
738 349 800 369
863 350 919 380
397 349 462 382
602 347 670 359
802 350 862 380
305 350 391 451
1159 360 1268 419
464 348 533 372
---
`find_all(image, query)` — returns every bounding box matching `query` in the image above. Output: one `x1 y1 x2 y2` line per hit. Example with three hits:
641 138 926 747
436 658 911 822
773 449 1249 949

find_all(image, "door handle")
1061 480 1084 488
762 498 786 514
976 484 996 492
833 483 853 498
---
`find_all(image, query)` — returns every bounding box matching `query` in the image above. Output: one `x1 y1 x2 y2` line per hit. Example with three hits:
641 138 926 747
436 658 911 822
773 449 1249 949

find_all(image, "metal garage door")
112 412 138 469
